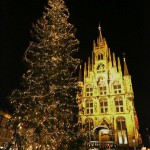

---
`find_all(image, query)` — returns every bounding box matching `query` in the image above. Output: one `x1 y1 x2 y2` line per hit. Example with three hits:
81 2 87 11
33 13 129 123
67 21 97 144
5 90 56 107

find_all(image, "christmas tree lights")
7 0 81 149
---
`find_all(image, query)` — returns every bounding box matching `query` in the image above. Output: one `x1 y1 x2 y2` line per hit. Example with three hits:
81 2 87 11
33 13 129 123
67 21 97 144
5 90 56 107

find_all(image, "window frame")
115 97 124 113
116 117 128 145
85 118 94 132
97 63 105 73
113 82 122 94
100 98 108 114
100 84 107 95
98 53 103 60
86 85 93 97
86 99 93 115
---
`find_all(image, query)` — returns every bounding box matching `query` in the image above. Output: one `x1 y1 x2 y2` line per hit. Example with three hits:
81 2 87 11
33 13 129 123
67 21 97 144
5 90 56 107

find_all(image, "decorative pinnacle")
123 53 126 61
98 22 101 31
78 65 82 82
98 22 103 43
123 52 129 75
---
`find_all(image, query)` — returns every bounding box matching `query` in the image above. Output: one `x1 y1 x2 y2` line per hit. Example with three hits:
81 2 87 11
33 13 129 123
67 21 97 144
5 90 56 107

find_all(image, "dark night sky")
1 0 150 145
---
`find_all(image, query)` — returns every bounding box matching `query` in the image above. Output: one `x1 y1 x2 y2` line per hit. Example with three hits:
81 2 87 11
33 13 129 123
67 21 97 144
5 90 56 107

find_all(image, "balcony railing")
87 141 117 150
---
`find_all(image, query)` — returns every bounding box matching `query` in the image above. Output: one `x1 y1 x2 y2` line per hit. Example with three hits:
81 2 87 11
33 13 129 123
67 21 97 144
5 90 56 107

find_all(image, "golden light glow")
6 0 80 149
77 25 142 148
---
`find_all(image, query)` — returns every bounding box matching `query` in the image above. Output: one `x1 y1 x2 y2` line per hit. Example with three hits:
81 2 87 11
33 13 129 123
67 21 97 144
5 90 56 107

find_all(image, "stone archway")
93 125 110 141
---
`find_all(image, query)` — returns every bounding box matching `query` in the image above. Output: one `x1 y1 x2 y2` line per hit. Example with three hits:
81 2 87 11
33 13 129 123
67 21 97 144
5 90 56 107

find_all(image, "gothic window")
98 53 103 60
100 98 108 113
97 63 105 73
85 118 94 132
116 117 128 144
86 99 93 114
100 84 107 95
113 82 121 94
115 97 124 112
86 85 93 96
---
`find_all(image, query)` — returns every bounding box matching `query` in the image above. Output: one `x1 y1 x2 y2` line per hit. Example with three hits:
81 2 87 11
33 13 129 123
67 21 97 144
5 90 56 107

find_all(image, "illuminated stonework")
77 25 142 148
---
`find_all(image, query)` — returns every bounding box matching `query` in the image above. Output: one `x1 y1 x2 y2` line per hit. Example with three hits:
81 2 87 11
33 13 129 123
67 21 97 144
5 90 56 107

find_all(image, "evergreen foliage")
7 0 81 149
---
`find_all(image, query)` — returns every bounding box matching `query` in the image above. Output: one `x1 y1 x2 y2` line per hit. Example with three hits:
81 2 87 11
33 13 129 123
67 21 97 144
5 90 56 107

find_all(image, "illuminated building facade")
77 25 142 149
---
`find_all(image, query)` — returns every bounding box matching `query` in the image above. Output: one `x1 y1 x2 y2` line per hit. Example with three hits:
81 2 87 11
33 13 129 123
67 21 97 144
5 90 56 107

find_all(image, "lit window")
97 63 105 73
116 117 128 144
86 86 93 96
115 97 124 112
86 99 93 114
100 98 108 113
85 118 93 132
98 53 103 60
113 83 121 94
100 85 107 95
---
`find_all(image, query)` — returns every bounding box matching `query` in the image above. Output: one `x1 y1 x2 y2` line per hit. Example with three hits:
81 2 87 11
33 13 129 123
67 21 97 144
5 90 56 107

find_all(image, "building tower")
77 25 142 149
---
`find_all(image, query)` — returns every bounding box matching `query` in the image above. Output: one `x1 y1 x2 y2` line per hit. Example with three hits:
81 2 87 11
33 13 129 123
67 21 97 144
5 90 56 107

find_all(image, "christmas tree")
7 0 80 149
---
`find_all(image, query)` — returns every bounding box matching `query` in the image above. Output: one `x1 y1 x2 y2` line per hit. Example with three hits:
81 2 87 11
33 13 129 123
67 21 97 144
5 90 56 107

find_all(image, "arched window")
98 53 103 60
117 117 126 130
86 99 93 114
100 98 108 113
116 117 128 144
115 97 124 112
86 85 93 96
113 82 121 94
85 118 94 132
97 63 105 73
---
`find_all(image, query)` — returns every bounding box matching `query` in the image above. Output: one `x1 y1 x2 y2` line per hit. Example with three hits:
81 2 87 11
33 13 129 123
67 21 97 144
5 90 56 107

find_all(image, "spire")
88 57 91 73
98 23 103 43
117 57 122 73
84 62 87 79
91 51 94 71
108 48 112 68
93 40 96 49
123 53 129 75
112 52 117 72
112 52 116 67
78 65 82 82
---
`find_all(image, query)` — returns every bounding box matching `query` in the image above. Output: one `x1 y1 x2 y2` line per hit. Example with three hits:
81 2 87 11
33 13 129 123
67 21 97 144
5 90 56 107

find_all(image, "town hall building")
76 25 142 149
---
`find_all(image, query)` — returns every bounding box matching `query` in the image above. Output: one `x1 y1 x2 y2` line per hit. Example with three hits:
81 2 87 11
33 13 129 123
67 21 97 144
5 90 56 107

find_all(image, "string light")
6 0 81 149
